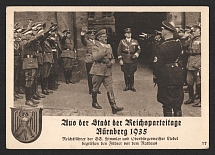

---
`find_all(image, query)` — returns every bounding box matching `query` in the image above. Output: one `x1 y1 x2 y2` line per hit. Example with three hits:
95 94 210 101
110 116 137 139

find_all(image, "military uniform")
184 29 201 105
14 32 24 100
153 20 185 117
117 28 141 92
21 31 46 107
81 29 96 94
31 39 45 99
90 29 123 114
59 29 75 84
48 33 60 90
40 38 54 94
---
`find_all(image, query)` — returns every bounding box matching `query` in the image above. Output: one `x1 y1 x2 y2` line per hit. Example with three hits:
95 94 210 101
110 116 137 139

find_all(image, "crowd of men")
140 21 201 116
14 20 77 107
14 18 201 116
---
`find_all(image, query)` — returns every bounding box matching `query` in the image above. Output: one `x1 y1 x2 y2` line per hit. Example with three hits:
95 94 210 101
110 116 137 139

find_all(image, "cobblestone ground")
14 63 201 117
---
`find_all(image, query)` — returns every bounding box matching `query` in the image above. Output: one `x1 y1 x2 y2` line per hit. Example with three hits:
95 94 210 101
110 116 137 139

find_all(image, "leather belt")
189 53 201 56
164 62 179 68
52 49 57 52
122 51 135 54
95 60 106 64
14 54 21 56
36 50 42 54
45 52 52 54
23 55 36 58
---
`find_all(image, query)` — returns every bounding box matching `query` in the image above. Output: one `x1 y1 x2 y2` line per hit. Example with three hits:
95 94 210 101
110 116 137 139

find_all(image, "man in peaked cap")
58 29 76 84
81 28 102 95
184 24 201 107
14 26 24 101
117 28 141 92
153 20 185 117
89 29 124 114
20 25 55 107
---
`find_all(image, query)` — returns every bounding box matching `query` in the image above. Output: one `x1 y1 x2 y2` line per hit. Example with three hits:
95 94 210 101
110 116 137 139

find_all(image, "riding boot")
14 84 23 99
195 84 201 100
123 74 129 91
130 74 136 92
30 85 39 104
25 87 37 107
32 83 40 100
92 92 102 109
54 73 58 89
69 70 75 84
107 91 124 114
174 111 182 117
35 83 45 98
64 71 69 84
41 78 49 95
184 85 194 104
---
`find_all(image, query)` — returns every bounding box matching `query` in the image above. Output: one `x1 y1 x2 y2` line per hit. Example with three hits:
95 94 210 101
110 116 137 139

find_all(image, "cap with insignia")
63 29 70 34
161 20 176 32
95 29 107 38
86 29 97 34
191 24 201 30
14 27 23 33
124 28 131 33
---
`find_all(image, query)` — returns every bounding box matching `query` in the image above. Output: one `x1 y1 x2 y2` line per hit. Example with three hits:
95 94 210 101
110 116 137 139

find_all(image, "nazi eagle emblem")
11 107 42 143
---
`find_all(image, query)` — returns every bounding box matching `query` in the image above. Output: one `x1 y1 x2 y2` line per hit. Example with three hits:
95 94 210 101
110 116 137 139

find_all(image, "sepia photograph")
6 6 209 149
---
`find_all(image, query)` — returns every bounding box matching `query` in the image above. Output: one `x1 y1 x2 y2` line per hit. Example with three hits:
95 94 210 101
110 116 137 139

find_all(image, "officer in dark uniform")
184 25 201 107
81 28 101 95
40 28 56 95
58 29 75 84
48 31 60 91
117 28 141 92
90 29 124 114
153 20 185 117
14 27 24 100
21 27 54 107
31 22 46 99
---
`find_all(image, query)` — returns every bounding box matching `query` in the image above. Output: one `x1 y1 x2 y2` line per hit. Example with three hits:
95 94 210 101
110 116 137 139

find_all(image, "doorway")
113 12 167 65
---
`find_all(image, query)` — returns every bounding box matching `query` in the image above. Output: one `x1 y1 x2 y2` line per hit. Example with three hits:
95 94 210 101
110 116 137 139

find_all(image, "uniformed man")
21 26 54 107
90 29 124 114
153 20 185 117
117 28 141 92
31 22 46 99
81 28 101 95
40 24 57 95
184 25 201 107
58 29 75 84
48 31 60 91
14 27 24 100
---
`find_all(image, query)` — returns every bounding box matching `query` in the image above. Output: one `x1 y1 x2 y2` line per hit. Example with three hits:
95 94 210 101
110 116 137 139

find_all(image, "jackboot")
192 101 201 107
164 112 172 117
14 85 23 99
92 92 102 109
123 74 129 91
19 87 25 94
25 87 37 107
41 78 49 95
195 84 201 100
184 85 194 104
130 75 136 92
107 91 124 114
30 86 39 104
174 111 182 117
64 71 69 84
69 70 75 84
